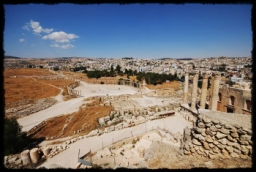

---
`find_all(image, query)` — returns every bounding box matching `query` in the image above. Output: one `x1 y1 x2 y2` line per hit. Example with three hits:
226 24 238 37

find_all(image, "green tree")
4 118 29 155
115 65 121 73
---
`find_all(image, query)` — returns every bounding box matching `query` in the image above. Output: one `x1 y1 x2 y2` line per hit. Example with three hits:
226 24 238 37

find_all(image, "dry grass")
4 68 76 108
31 100 114 139
145 81 181 90
4 77 60 108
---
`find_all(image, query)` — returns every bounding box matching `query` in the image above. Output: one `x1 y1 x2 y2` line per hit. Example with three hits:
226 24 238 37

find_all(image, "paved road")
38 113 192 169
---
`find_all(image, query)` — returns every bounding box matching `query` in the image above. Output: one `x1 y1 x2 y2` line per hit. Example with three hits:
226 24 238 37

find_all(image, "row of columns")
68 89 81 96
183 72 221 112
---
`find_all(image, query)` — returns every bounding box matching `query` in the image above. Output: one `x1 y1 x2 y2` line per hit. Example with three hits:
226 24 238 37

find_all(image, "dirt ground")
145 81 181 90
4 68 77 109
31 99 114 139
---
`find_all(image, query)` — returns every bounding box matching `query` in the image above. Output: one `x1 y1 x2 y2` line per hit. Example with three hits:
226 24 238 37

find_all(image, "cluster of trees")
71 66 88 72
86 65 116 79
4 118 30 156
136 72 180 85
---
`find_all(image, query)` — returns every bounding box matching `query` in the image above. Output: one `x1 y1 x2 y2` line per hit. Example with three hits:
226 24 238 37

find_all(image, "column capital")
203 73 208 79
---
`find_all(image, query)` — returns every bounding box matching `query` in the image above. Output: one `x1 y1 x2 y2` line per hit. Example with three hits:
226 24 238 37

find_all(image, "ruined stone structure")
82 78 142 89
183 72 189 104
209 73 221 111
182 113 252 160
67 81 81 96
218 84 252 115
183 71 251 115
191 73 198 111
200 73 208 109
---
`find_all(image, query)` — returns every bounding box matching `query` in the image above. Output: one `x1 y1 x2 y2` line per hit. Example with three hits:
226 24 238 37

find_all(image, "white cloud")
19 39 25 42
22 25 30 31
50 43 74 49
31 20 53 34
22 33 25 35
42 31 79 43
61 44 74 49
50 43 60 47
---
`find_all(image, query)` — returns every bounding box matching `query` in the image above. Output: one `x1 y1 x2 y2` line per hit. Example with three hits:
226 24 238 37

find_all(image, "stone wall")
182 114 252 160
218 84 252 115
5 98 57 118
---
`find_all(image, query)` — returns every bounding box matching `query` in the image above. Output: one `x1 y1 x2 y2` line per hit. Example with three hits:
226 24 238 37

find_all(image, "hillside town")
4 56 253 82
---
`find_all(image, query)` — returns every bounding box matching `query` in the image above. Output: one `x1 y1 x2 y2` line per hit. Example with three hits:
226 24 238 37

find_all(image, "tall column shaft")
191 74 198 111
210 74 221 111
209 74 215 110
183 72 189 104
200 73 208 109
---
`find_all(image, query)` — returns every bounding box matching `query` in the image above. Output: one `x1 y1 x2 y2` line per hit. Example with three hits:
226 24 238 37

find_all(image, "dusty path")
38 112 192 169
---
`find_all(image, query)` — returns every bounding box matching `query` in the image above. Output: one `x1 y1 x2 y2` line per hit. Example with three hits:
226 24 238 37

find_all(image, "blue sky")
4 4 252 59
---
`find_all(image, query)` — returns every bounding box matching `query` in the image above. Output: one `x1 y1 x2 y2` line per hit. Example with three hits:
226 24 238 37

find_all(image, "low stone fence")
182 114 252 160
27 121 47 137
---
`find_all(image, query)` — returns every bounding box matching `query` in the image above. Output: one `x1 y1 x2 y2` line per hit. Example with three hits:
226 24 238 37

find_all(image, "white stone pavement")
38 113 192 169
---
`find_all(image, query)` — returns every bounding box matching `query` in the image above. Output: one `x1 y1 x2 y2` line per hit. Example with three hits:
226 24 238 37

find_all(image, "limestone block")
208 143 215 148
202 117 211 124
215 125 222 129
229 127 237 133
233 149 241 154
203 142 210 150
241 148 249 155
183 149 191 155
216 144 224 150
195 128 205 134
215 132 227 139
227 135 237 142
192 139 202 146
239 140 249 146
220 128 230 135
224 124 233 130
30 148 40 164
240 135 251 142
208 153 216 159
227 142 235 146
213 141 219 146
190 148 196 153
237 128 247 135
230 132 239 138
230 152 239 158
197 122 205 128
201 132 206 137
241 127 252 135
225 146 233 153
211 119 219 125
198 135 205 142
205 136 213 143
205 129 214 137
184 143 190 151
213 146 220 153
205 123 212 127
219 138 228 145
42 147 51 156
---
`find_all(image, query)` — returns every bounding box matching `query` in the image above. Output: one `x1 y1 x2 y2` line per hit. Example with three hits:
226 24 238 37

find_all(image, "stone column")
191 73 198 111
21 150 32 166
183 72 189 104
200 73 208 109
209 73 215 110
30 148 40 164
210 74 221 111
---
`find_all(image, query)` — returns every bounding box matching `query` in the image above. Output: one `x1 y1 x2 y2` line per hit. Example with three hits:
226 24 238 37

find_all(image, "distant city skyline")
4 4 252 59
